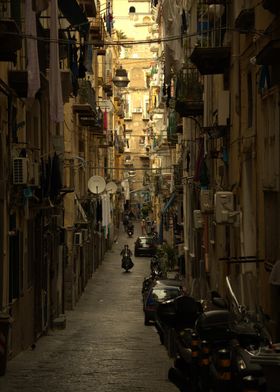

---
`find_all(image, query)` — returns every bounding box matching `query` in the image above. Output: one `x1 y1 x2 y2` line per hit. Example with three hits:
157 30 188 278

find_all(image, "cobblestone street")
0 227 178 391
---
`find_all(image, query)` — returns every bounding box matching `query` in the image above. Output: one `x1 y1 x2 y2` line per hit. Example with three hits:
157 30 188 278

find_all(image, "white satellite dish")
106 181 118 194
88 176 106 194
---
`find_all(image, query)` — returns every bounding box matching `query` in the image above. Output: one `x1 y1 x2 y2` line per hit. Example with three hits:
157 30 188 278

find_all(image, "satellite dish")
88 176 106 194
106 181 118 194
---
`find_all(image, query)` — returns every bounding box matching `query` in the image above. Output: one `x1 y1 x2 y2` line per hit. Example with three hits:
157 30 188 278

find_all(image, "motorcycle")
159 273 270 392
127 225 134 238
121 250 134 272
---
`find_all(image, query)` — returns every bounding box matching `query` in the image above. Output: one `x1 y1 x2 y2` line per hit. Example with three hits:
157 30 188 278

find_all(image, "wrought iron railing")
195 1 229 48
176 67 203 102
78 80 97 112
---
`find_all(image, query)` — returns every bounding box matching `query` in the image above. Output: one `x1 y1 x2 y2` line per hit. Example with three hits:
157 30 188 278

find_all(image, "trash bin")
0 313 11 376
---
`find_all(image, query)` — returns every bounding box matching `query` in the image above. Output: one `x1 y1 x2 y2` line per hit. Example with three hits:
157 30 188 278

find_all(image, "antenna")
88 176 106 194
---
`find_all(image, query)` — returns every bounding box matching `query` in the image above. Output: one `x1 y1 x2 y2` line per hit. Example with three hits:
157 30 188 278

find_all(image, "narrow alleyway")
0 224 178 392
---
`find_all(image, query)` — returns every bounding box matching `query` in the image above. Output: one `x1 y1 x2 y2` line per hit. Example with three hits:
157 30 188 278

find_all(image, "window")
247 72 253 128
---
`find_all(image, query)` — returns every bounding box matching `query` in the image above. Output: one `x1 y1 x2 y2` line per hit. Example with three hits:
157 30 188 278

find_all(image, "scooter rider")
120 244 132 257
120 245 134 271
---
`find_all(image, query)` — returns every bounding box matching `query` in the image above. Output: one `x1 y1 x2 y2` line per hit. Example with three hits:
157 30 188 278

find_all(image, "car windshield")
138 237 153 246
152 287 181 302
141 237 152 243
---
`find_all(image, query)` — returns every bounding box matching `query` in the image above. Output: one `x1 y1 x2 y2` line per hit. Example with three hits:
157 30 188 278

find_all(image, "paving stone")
0 227 178 391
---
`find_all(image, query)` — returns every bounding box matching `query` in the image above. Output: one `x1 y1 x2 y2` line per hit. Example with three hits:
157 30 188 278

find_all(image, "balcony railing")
175 67 204 117
262 0 280 14
167 111 178 145
90 17 104 47
234 2 255 33
189 1 231 75
0 19 22 63
78 80 97 111
78 0 97 17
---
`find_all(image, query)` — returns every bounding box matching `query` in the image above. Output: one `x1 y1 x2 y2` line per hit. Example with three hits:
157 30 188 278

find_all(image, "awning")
58 0 90 36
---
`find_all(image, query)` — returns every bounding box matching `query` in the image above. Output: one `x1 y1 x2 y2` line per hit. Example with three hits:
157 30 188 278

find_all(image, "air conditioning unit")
13 157 28 185
215 191 234 223
73 232 83 246
200 189 214 213
193 210 203 229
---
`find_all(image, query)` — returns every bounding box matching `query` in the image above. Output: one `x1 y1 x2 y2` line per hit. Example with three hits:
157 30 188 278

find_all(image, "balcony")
189 1 230 75
58 0 89 36
90 18 104 47
173 164 183 192
262 0 280 14
78 80 97 109
167 111 178 145
36 21 69 72
73 80 100 131
234 6 255 33
0 19 22 63
78 0 97 17
103 83 113 97
175 67 203 117
8 70 28 97
256 39 280 65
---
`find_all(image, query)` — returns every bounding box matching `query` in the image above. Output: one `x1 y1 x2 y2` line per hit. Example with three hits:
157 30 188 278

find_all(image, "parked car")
134 236 157 257
143 280 184 325
142 278 183 305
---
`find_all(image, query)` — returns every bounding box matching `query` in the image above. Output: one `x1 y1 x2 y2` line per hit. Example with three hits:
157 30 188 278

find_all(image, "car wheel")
144 313 150 326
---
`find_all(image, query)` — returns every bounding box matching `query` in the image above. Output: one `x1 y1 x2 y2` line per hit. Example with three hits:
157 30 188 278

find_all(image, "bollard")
0 313 12 376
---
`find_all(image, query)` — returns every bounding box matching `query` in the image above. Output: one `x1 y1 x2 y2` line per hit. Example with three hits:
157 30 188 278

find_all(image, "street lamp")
112 66 130 88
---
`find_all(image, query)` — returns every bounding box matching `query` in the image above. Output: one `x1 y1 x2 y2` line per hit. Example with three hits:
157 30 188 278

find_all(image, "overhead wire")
7 25 269 48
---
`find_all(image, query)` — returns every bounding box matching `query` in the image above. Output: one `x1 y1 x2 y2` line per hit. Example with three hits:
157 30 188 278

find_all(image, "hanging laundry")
25 0 40 98
68 34 79 96
49 0 64 123
78 44 87 78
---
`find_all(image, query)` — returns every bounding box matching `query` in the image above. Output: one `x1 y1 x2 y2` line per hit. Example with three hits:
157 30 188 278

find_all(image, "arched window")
129 6 136 14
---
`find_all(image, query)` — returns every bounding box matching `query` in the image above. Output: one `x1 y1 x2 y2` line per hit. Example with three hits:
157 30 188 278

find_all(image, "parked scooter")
120 245 134 272
158 274 270 392
150 256 164 277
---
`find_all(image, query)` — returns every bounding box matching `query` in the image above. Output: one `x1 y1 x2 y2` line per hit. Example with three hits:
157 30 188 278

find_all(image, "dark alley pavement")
0 225 178 391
